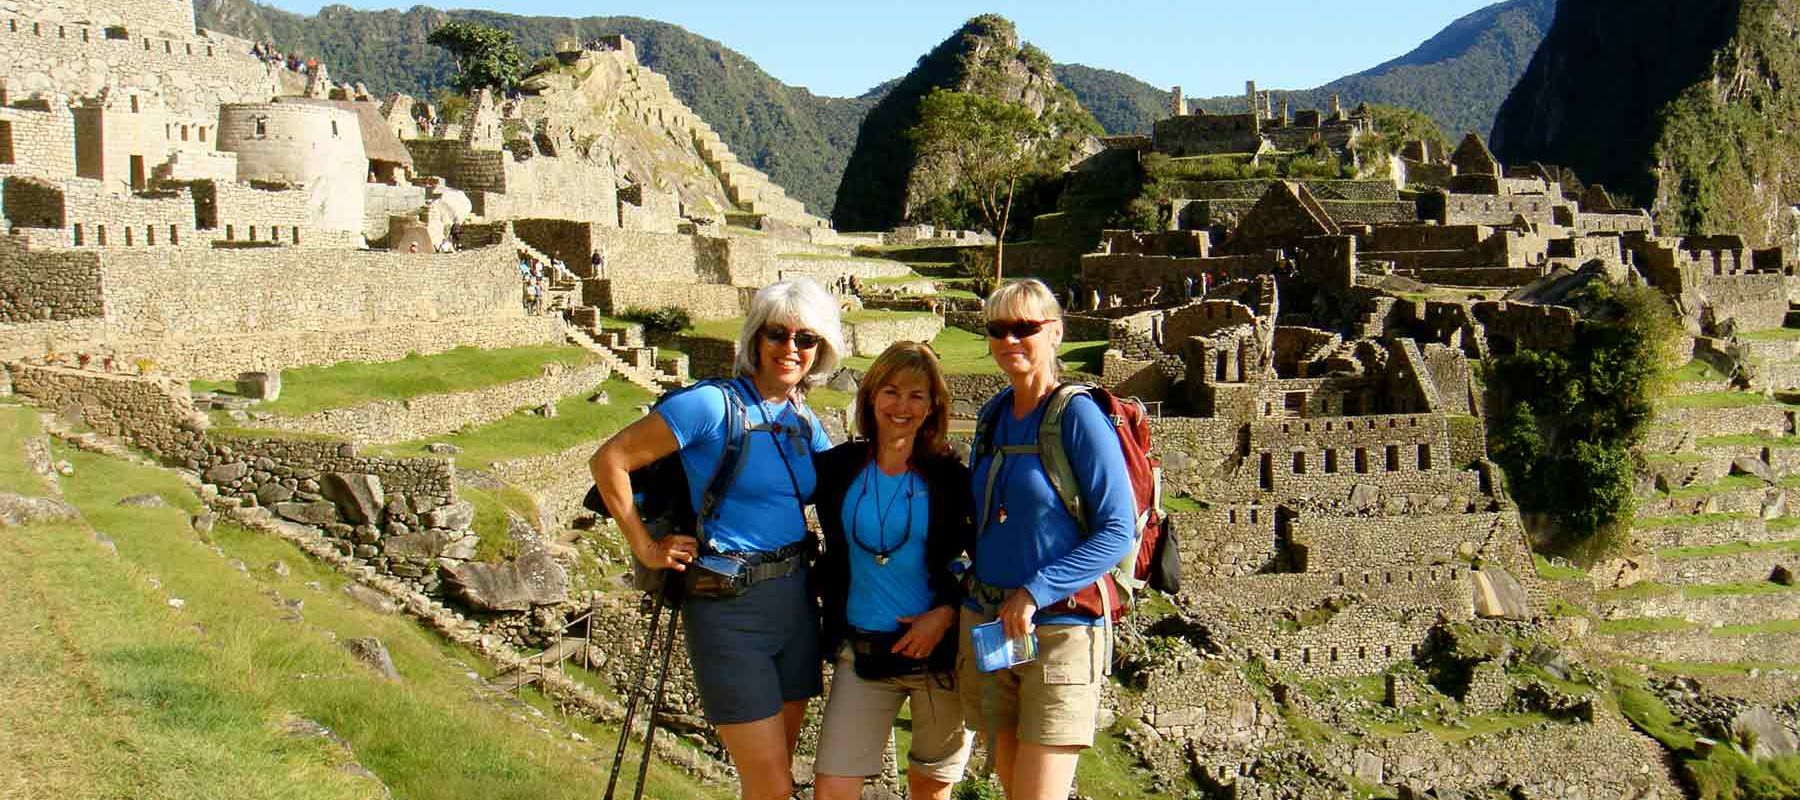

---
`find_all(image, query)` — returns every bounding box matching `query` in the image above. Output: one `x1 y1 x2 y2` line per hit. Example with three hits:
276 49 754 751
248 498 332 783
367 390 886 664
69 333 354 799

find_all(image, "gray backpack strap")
1037 383 1093 531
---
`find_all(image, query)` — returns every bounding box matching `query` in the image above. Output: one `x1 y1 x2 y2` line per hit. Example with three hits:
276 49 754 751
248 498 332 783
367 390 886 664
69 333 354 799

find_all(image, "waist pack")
849 627 957 681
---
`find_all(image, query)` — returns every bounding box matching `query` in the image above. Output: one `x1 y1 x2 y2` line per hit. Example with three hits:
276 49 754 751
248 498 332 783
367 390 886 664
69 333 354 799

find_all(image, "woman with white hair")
959 278 1135 800
590 277 844 800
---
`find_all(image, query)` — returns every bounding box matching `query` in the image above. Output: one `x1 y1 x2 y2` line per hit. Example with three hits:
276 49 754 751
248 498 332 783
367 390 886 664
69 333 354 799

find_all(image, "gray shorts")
682 568 822 725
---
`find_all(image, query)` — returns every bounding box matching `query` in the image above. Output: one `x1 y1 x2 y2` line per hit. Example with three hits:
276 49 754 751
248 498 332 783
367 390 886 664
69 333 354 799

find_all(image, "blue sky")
263 0 1502 98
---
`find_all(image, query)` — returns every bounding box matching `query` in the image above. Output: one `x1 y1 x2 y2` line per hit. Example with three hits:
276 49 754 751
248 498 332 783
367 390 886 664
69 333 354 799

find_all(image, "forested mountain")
196 0 1553 218
1492 0 1800 245
195 0 875 216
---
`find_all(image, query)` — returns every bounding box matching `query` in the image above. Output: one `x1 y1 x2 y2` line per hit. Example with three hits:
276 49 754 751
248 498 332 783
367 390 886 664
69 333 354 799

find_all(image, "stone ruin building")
2 1 1799 796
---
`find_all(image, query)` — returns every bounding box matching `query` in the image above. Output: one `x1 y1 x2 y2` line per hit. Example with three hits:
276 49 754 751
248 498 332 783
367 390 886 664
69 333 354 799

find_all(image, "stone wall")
8 360 205 454
0 235 100 320
843 313 942 357
117 315 564 380
1081 252 1279 298
675 334 738 380
364 183 427 242
0 102 77 179
590 278 744 320
1292 512 1499 569
256 361 612 446
0 22 275 123
1440 194 1564 227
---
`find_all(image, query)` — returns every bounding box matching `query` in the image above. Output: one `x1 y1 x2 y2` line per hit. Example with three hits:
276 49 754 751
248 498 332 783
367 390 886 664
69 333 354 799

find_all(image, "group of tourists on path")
590 275 1134 800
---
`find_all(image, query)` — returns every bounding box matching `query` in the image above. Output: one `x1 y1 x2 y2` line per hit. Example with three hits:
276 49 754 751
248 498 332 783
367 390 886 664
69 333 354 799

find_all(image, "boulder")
256 483 295 506
1763 491 1788 520
1472 567 1531 620
382 530 448 560
443 551 569 612
0 492 80 527
421 500 475 531
321 473 384 524
424 442 461 455
1732 456 1778 484
1347 483 1380 512
274 501 340 525
117 493 167 507
1528 644 1572 681
1732 707 1799 761
1774 565 1796 586
342 583 397 614
203 462 249 484
236 371 282 402
343 637 399 681
190 511 216 534
441 535 480 561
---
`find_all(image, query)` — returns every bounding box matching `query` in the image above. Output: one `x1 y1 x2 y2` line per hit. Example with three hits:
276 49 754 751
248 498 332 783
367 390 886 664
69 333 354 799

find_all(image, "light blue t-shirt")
969 391 1136 626
657 378 832 554
841 463 934 632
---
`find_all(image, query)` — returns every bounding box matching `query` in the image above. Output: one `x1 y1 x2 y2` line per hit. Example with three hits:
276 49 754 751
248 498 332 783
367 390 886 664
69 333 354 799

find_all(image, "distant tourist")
407 241 418 254
810 342 973 800
1184 275 1196 299
589 278 844 800
964 279 1134 800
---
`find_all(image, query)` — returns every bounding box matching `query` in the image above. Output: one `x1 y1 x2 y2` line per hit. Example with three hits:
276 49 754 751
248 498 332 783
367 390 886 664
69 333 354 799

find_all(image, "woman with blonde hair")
959 279 1135 800
811 341 975 800
590 277 843 800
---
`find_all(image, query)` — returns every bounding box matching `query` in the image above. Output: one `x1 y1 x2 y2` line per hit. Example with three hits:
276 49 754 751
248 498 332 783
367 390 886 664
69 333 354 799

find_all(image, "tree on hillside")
428 21 525 94
908 89 1062 276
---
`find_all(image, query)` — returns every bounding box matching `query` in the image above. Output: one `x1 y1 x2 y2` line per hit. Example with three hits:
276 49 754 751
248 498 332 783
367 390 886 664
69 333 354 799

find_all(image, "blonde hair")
854 342 952 457
734 278 845 388
983 278 1063 323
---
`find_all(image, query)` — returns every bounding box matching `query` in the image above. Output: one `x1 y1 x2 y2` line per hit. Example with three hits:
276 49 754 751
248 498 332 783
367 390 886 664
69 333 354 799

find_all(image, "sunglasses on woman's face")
760 326 822 350
985 319 1051 340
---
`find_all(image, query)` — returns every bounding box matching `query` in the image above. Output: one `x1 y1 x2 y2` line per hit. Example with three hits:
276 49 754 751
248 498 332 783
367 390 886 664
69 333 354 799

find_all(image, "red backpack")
974 383 1181 622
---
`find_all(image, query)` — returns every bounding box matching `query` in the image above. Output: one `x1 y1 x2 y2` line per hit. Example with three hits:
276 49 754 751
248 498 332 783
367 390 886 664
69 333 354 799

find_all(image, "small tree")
428 21 525 94
908 89 1055 279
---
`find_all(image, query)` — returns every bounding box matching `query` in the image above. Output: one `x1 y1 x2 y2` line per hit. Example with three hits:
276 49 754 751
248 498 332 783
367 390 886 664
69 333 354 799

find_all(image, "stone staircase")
562 313 688 395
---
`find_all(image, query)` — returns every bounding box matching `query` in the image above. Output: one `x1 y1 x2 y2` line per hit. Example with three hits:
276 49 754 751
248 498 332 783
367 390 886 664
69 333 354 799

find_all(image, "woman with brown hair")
810 341 975 800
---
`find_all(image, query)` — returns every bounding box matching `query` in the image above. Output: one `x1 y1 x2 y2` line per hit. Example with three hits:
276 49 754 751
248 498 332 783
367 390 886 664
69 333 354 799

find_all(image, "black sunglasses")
985 319 1052 340
760 326 822 350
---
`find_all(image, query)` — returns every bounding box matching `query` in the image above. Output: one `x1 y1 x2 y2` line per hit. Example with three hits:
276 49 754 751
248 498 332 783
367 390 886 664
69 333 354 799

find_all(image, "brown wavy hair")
854 341 953 458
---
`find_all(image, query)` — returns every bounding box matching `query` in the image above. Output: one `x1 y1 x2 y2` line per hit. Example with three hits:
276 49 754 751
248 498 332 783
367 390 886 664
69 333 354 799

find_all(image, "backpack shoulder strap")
1038 382 1101 532
696 380 751 541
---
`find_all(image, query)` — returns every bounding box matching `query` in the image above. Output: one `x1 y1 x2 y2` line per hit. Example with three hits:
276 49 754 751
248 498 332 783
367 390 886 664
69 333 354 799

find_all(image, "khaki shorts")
814 645 973 782
955 608 1107 748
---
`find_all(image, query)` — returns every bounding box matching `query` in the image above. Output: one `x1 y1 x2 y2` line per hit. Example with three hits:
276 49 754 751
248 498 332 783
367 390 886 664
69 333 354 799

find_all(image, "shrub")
619 306 693 338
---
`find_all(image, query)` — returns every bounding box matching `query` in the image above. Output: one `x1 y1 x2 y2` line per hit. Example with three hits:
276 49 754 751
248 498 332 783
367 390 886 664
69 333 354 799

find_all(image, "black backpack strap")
694 380 750 550
972 389 1010 540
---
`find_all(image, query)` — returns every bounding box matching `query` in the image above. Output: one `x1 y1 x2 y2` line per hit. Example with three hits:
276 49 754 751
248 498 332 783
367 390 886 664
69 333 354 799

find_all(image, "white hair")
734 277 845 387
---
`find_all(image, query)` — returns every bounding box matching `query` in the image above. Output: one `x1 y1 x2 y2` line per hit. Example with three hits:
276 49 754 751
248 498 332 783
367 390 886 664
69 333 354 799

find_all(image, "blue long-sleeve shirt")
970 390 1136 626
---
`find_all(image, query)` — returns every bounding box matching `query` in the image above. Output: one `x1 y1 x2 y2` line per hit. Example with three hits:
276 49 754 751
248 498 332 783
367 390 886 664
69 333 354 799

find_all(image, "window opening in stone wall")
1417 444 1432 470
163 40 171 54
249 225 256 240
1284 392 1305 417
1323 449 1337 473
1228 509 1237 523
185 43 192 55
224 224 233 240
1330 647 1338 663
1215 351 1227 381
143 37 150 50
129 155 144 191
1384 645 1393 658
199 127 207 142
1301 648 1311 664
130 96 139 113
254 117 267 138
330 120 338 137
169 225 178 245
57 25 63 38
1385 445 1399 471
9 20 16 32
124 227 133 246
1292 451 1305 474
1250 508 1259 524
207 45 213 56
72 224 82 246
0 121 12 165
81 28 88 41
32 21 39 35
96 225 106 245
292 228 300 244
180 125 188 141
145 225 154 245
1354 448 1368 473
1259 453 1273 491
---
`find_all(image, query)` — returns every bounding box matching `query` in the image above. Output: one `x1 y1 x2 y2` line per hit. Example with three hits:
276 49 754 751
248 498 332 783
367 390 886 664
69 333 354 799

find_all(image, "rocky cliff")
1492 0 1800 246
830 15 1098 232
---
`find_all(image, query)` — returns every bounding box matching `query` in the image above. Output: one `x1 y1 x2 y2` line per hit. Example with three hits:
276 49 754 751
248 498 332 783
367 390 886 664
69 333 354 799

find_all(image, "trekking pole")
630 593 684 800
602 587 668 800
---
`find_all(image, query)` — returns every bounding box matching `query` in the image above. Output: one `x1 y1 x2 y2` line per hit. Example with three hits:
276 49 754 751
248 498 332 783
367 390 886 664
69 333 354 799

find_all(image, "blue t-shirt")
840 463 934 632
657 379 832 554
969 391 1136 626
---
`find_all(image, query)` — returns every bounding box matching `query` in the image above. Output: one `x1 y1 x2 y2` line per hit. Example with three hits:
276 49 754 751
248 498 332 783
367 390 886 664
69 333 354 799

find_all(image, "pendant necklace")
851 459 913 566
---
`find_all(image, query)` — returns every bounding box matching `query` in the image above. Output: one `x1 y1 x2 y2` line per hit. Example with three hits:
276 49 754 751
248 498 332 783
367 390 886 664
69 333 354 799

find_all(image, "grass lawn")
1633 512 1750 530
1714 619 1800 636
1594 617 1697 635
1683 581 1799 599
1669 359 1728 382
372 378 654 466
194 345 597 417
1366 711 1553 744
1661 391 1779 410
2 424 728 799
0 402 46 494
1595 581 1677 602
1533 553 1587 582
1696 432 1800 448
1662 473 1779 499
839 326 1107 376
1738 328 1800 341
1658 539 1800 560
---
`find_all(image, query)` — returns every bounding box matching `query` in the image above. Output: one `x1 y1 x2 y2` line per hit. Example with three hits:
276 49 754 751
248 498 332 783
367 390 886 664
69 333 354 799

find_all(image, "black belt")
719 542 806 584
